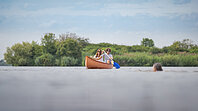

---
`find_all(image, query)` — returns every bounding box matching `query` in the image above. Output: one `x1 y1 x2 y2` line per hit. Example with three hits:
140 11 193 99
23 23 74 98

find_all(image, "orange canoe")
85 56 113 69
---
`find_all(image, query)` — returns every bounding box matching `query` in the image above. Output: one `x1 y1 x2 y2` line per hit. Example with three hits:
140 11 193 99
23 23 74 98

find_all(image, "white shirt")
94 55 103 62
103 53 113 62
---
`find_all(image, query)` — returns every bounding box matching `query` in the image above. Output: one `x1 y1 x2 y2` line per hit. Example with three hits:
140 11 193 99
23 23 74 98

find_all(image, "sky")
0 0 198 59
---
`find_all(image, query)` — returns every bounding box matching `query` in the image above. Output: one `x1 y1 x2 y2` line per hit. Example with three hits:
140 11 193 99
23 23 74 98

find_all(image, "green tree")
56 38 82 58
168 39 195 52
189 45 198 53
59 33 89 48
4 42 34 66
168 41 185 52
162 46 169 53
56 38 82 65
41 33 56 55
141 38 154 47
31 41 43 60
181 39 194 49
4 47 15 65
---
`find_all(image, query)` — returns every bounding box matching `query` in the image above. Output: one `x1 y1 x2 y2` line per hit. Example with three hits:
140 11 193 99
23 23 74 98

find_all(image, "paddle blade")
114 62 120 69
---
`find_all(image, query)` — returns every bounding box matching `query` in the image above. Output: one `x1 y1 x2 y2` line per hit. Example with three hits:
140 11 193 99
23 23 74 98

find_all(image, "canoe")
85 56 113 69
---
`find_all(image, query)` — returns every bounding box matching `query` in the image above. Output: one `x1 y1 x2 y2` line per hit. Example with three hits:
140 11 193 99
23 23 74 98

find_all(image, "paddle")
103 51 120 69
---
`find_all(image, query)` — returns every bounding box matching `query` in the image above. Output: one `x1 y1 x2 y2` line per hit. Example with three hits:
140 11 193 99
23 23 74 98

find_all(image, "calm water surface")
0 67 198 111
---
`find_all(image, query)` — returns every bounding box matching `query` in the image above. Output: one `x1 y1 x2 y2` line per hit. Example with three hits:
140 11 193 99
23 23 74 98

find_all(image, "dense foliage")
114 53 198 66
141 38 154 47
3 33 198 66
4 33 88 66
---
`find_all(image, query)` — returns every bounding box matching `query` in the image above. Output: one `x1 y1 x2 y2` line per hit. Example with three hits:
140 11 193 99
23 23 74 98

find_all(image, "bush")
35 53 54 66
161 55 180 66
114 52 198 66
61 56 78 66
149 47 162 54
114 53 157 66
189 46 198 53
18 58 27 66
55 58 61 66
179 55 198 66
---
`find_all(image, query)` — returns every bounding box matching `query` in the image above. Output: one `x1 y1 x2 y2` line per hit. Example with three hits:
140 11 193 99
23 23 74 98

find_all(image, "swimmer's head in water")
153 63 163 72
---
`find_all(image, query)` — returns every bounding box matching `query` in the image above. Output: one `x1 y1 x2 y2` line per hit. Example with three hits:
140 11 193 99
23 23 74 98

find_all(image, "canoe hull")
85 56 113 69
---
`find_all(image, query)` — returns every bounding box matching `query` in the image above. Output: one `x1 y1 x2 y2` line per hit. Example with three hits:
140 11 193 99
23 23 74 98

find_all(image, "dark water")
0 67 198 111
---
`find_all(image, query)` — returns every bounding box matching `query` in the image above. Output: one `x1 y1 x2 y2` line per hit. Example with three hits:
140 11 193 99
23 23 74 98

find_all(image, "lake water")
0 66 198 111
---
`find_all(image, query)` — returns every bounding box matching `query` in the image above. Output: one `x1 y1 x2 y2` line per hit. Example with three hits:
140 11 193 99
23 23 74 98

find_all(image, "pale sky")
0 0 198 59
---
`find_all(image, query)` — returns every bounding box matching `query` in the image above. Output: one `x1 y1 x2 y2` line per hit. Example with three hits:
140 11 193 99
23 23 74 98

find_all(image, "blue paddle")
103 51 120 69
113 62 120 69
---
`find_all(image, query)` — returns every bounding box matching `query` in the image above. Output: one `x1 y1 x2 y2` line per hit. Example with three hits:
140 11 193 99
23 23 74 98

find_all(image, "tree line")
4 33 89 66
3 32 198 66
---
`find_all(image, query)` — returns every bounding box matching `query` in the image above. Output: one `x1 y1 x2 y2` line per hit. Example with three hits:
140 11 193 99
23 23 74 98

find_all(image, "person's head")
96 49 102 57
153 63 163 72
105 48 111 54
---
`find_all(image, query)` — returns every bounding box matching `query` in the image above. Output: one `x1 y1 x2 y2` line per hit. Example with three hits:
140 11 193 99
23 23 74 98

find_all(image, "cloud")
173 0 191 5
195 22 198 27
0 0 198 18
101 0 198 17
24 3 29 8
39 20 56 28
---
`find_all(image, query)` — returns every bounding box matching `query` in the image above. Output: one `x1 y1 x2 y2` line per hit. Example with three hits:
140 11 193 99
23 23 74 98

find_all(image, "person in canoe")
93 49 104 62
103 48 113 64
